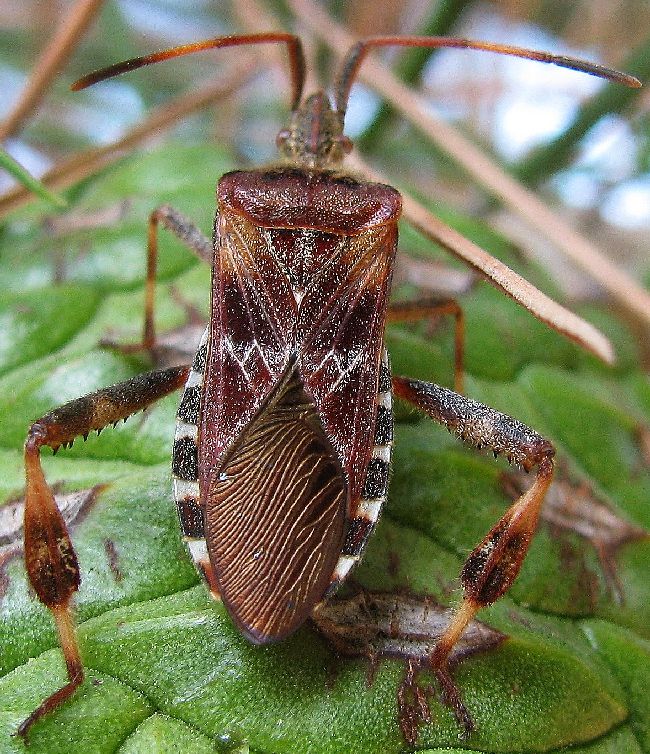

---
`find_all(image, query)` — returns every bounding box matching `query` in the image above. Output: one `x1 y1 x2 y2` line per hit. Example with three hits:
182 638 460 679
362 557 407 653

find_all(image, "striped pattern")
173 327 214 590
174 337 394 622
327 348 393 593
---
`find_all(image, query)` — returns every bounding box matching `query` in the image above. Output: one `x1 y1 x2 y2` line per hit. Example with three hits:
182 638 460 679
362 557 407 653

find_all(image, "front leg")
392 376 554 667
19 366 189 739
141 205 212 350
107 205 212 356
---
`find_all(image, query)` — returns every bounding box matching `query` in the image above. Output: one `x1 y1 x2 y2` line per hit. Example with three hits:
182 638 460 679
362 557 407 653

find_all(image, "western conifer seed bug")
19 32 640 740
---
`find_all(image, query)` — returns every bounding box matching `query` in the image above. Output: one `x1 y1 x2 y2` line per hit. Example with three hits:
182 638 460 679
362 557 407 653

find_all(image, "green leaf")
0 148 67 208
1 143 648 753
582 621 650 750
1 655 152 754
118 714 220 754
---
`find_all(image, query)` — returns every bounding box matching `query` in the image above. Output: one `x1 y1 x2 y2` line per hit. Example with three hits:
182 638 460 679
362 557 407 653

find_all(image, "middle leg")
388 298 465 393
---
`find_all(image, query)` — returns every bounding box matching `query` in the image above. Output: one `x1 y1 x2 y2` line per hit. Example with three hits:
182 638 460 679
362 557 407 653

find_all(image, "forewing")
299 224 397 502
200 206 295 494
205 361 347 643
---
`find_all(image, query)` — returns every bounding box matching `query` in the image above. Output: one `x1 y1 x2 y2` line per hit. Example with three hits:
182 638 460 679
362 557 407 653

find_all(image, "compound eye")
276 129 291 149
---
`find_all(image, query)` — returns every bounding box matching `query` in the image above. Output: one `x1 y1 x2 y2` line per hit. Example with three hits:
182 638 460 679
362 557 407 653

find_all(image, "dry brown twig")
0 0 106 142
350 152 615 363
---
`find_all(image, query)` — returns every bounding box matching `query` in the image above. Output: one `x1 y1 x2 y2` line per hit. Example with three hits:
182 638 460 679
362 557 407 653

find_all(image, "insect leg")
115 205 212 354
388 297 464 393
19 365 189 739
142 205 212 350
392 375 554 668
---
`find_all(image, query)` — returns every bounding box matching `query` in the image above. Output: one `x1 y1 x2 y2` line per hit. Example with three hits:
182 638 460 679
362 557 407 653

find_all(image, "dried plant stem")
0 61 256 219
0 0 106 142
288 0 650 327
350 152 614 364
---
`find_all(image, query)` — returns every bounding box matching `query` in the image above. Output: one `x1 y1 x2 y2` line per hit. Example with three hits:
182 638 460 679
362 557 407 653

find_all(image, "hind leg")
19 366 189 739
392 375 554 667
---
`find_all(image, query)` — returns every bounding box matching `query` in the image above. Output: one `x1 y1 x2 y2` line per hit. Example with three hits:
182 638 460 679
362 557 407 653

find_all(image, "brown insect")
19 32 640 739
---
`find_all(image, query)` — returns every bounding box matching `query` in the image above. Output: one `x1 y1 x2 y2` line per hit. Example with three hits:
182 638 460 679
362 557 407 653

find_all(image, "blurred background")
0 0 648 300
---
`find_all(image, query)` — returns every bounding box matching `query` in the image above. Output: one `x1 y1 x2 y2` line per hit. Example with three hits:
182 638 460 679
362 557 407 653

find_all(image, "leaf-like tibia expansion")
23 437 80 608
461 458 554 606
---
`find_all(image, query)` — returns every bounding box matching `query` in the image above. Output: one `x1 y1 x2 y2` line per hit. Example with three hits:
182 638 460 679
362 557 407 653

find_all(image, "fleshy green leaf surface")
118 714 220 754
0 143 649 753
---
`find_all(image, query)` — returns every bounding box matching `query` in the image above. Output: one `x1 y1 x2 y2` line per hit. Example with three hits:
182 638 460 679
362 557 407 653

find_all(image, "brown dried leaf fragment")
634 424 650 471
147 322 206 370
397 658 434 746
313 590 505 662
103 538 123 582
312 590 505 745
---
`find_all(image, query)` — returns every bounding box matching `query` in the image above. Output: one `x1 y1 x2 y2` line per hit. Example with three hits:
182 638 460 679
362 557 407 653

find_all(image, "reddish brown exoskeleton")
19 32 640 739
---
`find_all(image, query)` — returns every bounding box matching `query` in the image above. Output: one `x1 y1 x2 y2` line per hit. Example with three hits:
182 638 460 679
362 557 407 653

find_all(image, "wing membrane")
205 361 347 643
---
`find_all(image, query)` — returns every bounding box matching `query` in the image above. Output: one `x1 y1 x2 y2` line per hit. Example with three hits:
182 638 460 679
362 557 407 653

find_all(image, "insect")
19 32 640 739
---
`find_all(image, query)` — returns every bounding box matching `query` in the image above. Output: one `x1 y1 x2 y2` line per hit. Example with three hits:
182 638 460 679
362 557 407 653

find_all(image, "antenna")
71 32 306 112
335 36 641 118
